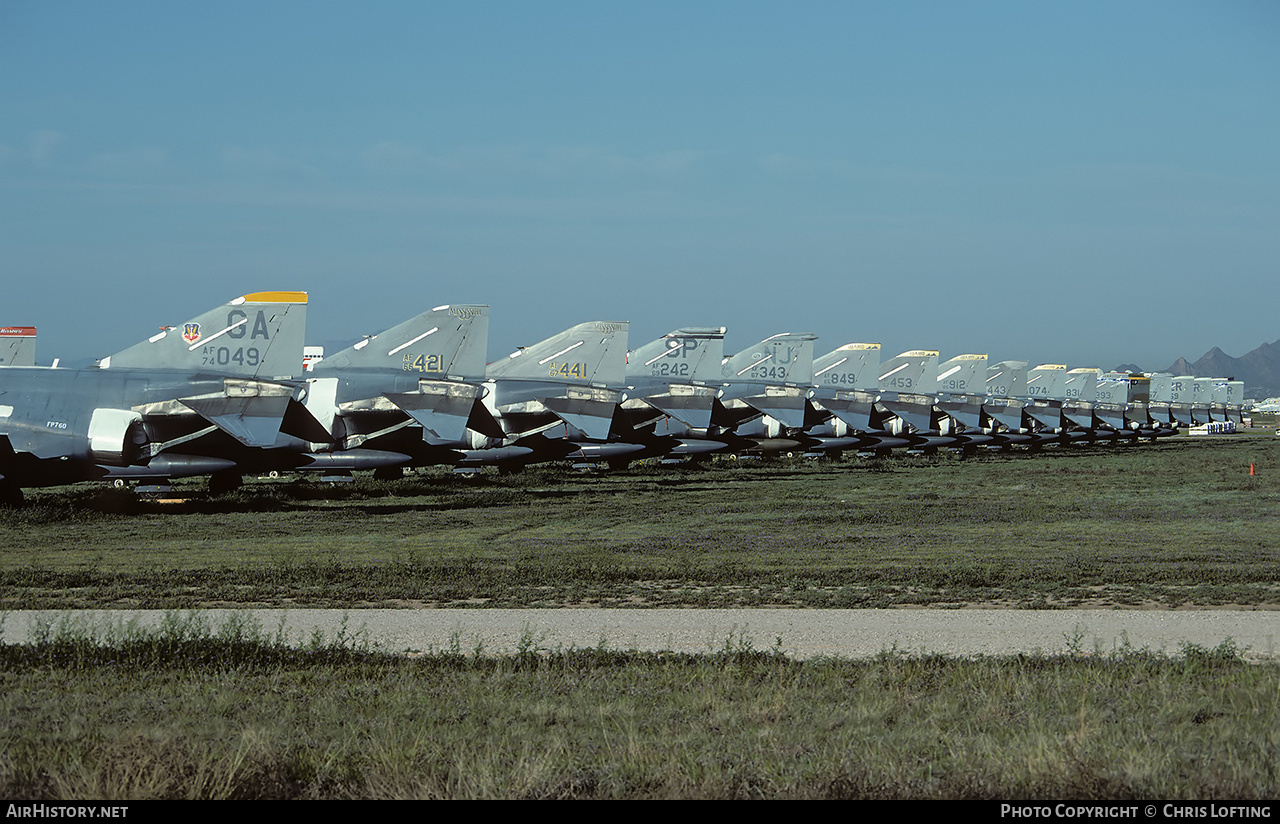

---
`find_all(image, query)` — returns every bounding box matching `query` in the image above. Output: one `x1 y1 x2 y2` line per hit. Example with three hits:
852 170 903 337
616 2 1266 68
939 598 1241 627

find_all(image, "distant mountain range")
1146 339 1280 400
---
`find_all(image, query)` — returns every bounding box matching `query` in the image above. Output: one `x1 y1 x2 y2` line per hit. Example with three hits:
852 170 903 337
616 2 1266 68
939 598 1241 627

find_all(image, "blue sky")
3 1 1277 371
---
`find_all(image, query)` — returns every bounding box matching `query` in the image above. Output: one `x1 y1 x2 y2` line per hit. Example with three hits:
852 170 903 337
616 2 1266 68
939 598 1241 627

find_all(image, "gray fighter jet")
615 327 731 459
287 305 491 475
0 292 307 503
456 320 631 470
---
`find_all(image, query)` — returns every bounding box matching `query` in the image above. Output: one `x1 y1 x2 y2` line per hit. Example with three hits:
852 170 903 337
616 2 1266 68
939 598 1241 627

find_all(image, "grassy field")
1 615 1276 800
2 435 1278 609
3 437 1279 799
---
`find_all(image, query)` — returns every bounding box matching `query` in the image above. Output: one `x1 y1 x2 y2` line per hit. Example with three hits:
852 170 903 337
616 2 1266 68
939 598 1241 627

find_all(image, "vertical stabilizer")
101 292 308 379
877 350 938 394
628 327 726 383
1147 373 1173 404
627 328 726 430
1065 368 1100 404
936 354 987 396
486 321 629 441
986 361 1028 399
488 321 629 387
1168 376 1195 425
1024 364 1068 401
721 332 816 386
315 305 488 380
720 332 817 429
0 327 36 366
1192 378 1215 422
983 361 1028 432
1062 368 1101 430
814 343 881 391
874 350 940 434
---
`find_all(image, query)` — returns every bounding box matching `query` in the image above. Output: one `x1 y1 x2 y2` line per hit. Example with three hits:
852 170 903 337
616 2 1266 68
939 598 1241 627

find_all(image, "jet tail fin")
985 361 1028 399
877 350 938 394
0 327 36 367
101 292 308 378
722 332 816 385
1064 368 1100 404
313 305 489 379
627 327 726 383
487 321 629 386
1024 364 1069 401
935 354 987 396
814 343 881 391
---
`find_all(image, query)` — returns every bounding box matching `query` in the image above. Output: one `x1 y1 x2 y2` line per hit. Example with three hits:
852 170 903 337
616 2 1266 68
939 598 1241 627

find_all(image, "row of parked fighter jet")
0 292 1247 503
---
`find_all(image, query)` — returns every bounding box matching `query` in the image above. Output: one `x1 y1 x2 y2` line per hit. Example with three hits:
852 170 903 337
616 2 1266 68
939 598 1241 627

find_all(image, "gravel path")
5 609 1279 660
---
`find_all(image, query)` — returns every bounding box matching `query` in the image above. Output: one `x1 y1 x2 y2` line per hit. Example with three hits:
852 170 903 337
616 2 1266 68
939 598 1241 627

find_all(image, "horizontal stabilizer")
643 386 718 430
741 387 810 429
1095 408 1127 431
876 395 934 433
1064 407 1096 429
984 398 1026 432
539 387 621 441
1024 403 1062 430
385 381 486 445
818 391 877 431
179 380 294 446
936 398 983 430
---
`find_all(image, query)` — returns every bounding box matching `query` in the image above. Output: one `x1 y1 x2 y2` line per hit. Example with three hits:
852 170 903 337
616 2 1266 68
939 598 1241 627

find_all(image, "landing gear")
209 471 243 496
372 466 404 481
0 481 24 507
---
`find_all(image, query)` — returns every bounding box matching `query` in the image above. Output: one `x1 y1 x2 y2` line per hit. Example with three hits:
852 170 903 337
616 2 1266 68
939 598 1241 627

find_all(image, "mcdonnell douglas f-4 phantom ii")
622 331 821 460
455 320 632 471
289 304 491 476
0 292 307 503
614 326 731 461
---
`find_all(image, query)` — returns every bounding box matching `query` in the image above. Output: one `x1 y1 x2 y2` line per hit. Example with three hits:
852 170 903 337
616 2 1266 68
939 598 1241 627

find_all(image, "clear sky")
3 1 1277 372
